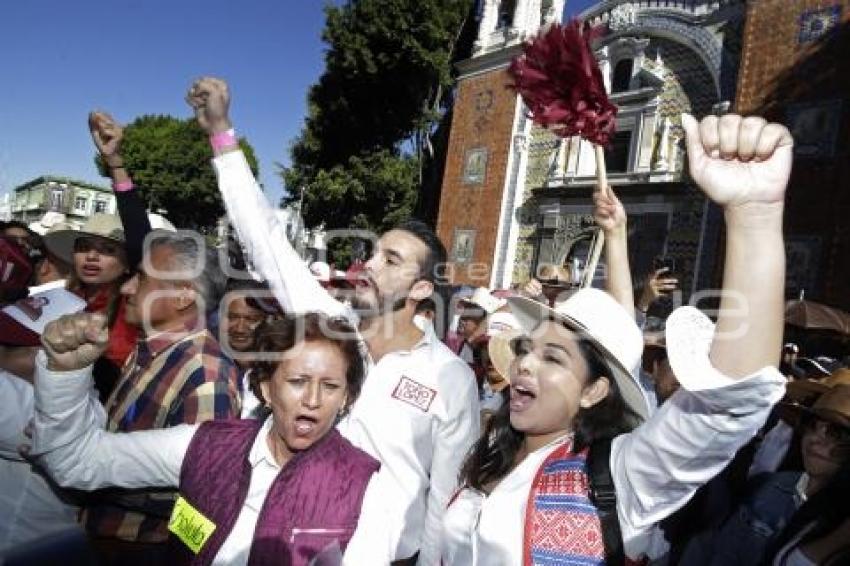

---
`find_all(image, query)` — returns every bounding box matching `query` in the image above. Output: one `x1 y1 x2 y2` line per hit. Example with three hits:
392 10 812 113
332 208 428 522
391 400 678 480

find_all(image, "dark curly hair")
249 313 364 412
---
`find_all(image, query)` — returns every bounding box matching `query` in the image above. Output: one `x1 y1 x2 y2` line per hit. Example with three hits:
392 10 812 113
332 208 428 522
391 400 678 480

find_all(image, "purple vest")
172 419 380 566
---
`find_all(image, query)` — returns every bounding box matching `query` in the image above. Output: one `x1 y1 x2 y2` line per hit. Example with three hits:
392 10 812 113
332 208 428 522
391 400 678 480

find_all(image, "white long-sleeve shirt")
29 352 396 564
0 369 81 551
439 307 787 564
213 149 480 564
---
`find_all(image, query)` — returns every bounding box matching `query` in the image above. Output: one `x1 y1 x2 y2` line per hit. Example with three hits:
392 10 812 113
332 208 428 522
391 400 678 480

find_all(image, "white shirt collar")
249 416 280 470
795 472 810 503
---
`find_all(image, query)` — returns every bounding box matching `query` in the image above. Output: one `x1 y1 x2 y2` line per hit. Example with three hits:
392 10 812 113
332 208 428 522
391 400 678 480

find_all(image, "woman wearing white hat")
439 114 793 564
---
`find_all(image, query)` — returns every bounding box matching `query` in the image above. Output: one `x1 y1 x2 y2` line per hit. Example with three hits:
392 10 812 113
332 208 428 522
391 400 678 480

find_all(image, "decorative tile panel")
798 5 842 44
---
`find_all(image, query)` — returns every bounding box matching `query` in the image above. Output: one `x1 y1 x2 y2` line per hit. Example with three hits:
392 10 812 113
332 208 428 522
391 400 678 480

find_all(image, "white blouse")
441 435 570 565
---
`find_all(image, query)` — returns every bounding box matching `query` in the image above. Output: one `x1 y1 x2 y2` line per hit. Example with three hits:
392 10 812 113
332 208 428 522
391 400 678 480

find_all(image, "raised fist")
88 111 124 164
41 313 109 372
186 77 232 134
682 113 793 209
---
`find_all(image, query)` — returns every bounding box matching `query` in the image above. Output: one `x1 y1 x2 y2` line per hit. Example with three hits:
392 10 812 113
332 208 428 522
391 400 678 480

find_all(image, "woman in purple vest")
31 312 396 565
440 113 795 564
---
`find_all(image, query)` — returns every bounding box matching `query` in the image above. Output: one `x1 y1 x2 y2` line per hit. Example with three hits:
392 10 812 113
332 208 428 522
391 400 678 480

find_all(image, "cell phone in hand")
653 256 677 276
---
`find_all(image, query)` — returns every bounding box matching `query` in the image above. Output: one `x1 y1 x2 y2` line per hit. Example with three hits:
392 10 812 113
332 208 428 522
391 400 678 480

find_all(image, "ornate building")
437 0 746 301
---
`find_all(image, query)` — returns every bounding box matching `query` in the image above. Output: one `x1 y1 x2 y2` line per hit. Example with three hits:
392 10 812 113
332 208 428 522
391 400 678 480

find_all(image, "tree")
95 115 258 230
281 0 473 242
299 149 417 232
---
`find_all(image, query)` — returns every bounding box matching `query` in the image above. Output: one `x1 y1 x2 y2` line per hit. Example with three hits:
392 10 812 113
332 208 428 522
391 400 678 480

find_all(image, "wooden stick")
594 144 608 194
582 145 608 288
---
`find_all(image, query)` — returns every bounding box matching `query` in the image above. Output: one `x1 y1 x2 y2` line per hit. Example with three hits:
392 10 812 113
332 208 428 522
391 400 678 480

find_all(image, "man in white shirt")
0 288 87 553
186 77 480 565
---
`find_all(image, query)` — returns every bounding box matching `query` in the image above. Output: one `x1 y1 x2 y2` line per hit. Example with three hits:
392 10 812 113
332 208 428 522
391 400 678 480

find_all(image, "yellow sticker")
168 496 216 554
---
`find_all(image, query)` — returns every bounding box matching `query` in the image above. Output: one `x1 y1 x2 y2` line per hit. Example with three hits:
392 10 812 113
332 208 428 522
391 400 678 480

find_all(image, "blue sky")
0 0 598 205
0 0 328 204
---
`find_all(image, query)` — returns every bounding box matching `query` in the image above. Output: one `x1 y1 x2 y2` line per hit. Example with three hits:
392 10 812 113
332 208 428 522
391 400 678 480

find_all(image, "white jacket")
212 150 480 564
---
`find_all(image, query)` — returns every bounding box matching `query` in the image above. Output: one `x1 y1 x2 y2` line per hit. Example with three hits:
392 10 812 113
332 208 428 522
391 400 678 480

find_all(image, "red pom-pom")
508 20 617 146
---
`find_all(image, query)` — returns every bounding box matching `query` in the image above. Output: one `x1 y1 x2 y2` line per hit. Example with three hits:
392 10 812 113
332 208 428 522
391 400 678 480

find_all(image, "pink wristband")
210 128 237 152
113 180 134 193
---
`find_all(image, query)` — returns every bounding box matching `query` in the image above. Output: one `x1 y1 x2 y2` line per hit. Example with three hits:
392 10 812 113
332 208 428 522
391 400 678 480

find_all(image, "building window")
605 131 633 173
612 59 634 93
48 189 64 211
497 0 516 29
93 200 108 214
74 196 88 212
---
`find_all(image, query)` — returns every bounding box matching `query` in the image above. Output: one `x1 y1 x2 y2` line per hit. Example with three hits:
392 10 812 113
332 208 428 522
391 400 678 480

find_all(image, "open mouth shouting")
293 414 319 437
510 378 538 413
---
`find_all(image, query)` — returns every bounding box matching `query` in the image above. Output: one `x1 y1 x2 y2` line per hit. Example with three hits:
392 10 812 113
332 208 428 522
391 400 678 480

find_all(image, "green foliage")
96 115 258 230
281 0 473 235
294 149 417 232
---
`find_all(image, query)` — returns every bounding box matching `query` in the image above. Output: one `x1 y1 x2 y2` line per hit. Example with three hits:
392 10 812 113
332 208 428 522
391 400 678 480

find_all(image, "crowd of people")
0 76 847 566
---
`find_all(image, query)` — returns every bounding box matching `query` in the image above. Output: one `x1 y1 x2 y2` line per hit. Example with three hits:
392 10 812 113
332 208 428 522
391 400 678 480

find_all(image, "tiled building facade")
735 0 849 310
437 0 747 302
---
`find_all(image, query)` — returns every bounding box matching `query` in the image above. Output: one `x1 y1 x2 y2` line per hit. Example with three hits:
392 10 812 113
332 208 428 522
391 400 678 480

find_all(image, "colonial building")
437 0 747 302
9 176 116 227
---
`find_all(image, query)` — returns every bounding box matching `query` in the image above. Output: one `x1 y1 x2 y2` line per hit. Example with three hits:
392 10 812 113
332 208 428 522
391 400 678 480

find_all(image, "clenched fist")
682 113 793 209
41 313 109 372
89 111 124 167
186 77 232 135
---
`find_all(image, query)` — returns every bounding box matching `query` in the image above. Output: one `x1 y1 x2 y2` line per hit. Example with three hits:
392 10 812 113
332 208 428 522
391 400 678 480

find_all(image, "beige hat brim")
488 329 523 384
43 229 124 264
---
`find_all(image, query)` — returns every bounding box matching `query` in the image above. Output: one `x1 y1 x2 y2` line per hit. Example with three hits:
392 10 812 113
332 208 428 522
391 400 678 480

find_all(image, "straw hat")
806 384 850 427
485 311 523 386
787 384 850 429
43 213 125 263
787 368 850 403
488 289 649 425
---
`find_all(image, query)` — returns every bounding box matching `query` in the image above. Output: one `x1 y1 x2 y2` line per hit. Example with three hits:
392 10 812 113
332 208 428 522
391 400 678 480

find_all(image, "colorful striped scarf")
523 442 606 566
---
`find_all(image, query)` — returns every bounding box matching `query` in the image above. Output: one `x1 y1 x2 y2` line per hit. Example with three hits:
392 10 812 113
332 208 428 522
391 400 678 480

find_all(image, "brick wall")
436 68 519 286
735 0 850 310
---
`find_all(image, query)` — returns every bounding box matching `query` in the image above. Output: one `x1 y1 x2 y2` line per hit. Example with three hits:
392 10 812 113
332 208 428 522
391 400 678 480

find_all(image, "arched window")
612 58 634 93
497 0 517 29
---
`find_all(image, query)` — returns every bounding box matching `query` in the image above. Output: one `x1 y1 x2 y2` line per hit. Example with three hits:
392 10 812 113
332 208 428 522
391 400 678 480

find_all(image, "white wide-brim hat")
489 288 650 425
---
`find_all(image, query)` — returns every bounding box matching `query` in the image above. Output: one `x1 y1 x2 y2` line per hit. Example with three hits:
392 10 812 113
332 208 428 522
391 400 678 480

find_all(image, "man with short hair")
80 232 240 563
1 221 39 256
221 278 273 417
188 77 479 565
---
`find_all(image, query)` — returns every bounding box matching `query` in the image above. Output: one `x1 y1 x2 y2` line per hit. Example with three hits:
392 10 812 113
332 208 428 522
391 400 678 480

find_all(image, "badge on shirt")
168 496 216 554
392 376 437 412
